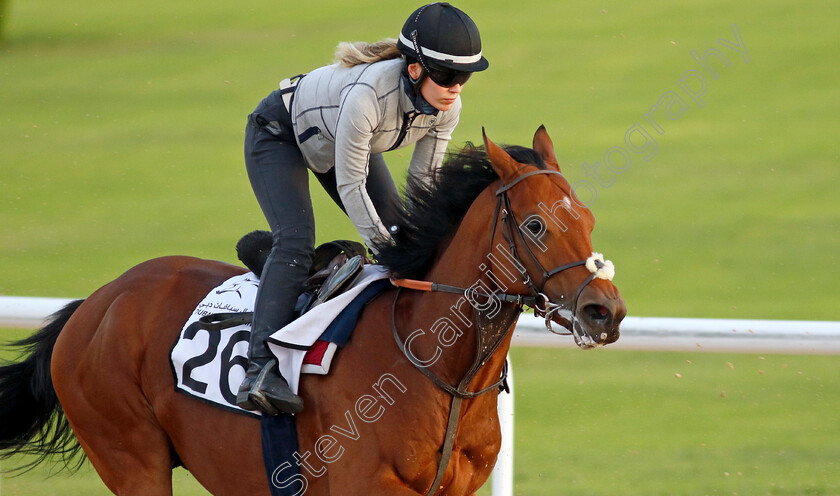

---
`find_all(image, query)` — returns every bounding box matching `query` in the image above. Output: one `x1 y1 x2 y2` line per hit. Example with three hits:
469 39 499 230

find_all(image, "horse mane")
374 143 547 279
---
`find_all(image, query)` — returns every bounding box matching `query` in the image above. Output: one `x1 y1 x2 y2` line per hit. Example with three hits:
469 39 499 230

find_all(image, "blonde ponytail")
334 38 402 67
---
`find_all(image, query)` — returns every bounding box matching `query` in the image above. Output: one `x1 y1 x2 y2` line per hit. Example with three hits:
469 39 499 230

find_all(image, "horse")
0 127 626 495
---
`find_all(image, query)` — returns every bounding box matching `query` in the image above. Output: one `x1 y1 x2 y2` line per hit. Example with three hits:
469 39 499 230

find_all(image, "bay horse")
0 127 625 495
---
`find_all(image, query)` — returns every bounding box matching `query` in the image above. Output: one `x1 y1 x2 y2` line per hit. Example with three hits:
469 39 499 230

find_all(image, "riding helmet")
397 2 489 74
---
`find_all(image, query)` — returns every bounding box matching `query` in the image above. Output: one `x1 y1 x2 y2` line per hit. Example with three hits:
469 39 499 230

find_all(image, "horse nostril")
584 304 610 322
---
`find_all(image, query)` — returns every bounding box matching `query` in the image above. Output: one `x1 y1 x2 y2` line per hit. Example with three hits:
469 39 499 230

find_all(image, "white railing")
493 362 514 496
3 296 839 496
0 296 77 329
5 297 840 352
512 313 840 354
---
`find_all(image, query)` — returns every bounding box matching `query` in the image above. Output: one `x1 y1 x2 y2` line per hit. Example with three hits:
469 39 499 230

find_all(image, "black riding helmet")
397 2 489 87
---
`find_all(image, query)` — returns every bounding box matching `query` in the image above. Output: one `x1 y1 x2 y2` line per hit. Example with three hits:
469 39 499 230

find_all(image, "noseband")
391 167 617 360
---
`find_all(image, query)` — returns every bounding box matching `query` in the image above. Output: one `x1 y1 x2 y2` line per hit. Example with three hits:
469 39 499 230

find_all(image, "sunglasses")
427 69 472 88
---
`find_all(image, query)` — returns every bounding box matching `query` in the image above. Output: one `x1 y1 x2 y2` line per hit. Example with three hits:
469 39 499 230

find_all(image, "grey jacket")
289 57 461 247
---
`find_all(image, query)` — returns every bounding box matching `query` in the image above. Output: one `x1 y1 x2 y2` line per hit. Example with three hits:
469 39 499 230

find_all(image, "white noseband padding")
585 253 615 281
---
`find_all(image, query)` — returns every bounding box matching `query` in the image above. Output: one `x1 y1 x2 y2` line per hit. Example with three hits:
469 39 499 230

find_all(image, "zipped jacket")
290 57 460 247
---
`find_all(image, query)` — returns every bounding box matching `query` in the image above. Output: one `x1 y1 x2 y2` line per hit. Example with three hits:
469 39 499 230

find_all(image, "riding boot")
236 319 304 414
236 250 307 415
237 358 303 415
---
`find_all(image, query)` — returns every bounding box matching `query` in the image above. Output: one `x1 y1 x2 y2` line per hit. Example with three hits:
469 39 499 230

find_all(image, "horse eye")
526 219 543 234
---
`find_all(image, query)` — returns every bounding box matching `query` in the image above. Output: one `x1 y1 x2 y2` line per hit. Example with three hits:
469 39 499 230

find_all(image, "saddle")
172 233 387 417
235 230 369 318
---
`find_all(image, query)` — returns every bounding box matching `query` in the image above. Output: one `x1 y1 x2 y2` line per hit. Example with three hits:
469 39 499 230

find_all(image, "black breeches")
244 89 400 350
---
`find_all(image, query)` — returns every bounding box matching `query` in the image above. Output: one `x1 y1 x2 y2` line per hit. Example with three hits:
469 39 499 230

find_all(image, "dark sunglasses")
427 69 472 88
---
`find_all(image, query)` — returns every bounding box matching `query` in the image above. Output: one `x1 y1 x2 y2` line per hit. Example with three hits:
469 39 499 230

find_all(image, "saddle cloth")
170 265 390 415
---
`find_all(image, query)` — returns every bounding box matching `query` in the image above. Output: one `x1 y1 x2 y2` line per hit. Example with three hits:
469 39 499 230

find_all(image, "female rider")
238 2 489 415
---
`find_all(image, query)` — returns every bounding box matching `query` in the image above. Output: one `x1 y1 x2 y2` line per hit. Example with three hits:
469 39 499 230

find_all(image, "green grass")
1 0 838 319
2 337 838 495
1 0 838 494
509 347 840 496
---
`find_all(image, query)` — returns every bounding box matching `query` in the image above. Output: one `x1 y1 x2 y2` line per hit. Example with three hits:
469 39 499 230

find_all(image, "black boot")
236 280 304 415
236 358 303 415
236 233 312 415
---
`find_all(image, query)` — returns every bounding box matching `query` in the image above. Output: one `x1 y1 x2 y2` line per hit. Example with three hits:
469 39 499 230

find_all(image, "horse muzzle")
539 260 627 349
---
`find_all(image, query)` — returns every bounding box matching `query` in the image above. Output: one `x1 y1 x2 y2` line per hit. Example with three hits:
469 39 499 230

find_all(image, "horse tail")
0 299 86 473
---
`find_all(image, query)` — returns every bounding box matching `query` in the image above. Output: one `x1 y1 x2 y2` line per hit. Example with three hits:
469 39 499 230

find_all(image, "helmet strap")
410 29 434 77
401 70 438 116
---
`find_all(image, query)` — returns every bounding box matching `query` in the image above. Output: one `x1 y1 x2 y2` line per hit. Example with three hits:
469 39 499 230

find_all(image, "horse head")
483 126 626 348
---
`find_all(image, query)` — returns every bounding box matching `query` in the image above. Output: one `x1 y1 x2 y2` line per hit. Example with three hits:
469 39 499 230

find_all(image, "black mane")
374 143 546 278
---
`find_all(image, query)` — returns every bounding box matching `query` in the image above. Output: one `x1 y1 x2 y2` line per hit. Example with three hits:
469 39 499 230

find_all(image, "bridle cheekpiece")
492 168 616 348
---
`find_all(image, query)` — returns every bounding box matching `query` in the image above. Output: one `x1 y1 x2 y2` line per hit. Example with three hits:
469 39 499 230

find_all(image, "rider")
237 2 489 415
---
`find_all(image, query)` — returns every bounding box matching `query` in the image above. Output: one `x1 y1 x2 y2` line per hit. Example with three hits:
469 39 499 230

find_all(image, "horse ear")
482 128 519 183
532 125 561 172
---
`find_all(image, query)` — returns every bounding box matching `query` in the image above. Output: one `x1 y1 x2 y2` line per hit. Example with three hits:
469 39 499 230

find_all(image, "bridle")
393 168 616 346
492 169 615 347
390 167 616 495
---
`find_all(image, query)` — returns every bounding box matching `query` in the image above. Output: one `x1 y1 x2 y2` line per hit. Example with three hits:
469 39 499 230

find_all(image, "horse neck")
399 187 520 390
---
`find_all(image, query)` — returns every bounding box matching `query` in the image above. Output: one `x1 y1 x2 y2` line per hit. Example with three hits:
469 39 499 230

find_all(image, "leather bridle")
492 169 614 347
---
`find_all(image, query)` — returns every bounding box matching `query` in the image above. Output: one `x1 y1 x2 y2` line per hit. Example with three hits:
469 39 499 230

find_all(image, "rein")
390 287 517 496
389 278 536 306
390 168 615 495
